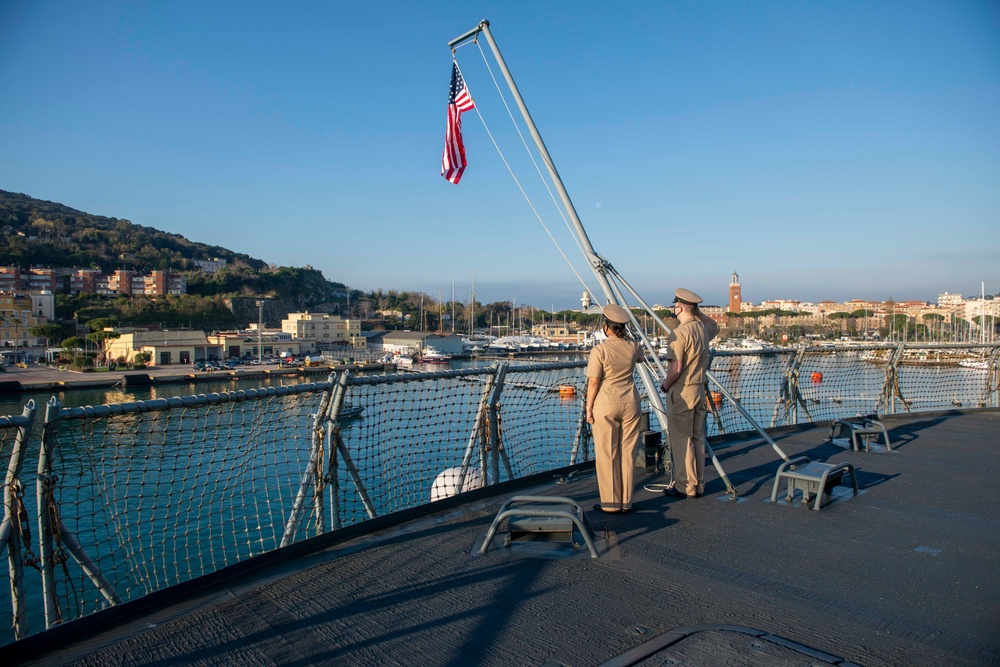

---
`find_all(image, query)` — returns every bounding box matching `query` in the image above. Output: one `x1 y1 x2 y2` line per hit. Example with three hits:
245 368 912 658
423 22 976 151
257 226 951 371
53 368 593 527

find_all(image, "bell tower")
728 271 742 314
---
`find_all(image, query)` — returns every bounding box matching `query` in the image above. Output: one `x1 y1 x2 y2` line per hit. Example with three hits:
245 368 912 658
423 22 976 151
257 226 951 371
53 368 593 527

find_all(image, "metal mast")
449 21 791 496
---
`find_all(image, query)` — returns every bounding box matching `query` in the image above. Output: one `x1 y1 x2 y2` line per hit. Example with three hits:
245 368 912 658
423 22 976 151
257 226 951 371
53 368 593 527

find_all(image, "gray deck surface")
8 410 999 666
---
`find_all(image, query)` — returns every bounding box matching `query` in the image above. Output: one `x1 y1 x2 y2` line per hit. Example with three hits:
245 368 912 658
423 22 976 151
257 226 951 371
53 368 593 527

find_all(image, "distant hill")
0 189 345 313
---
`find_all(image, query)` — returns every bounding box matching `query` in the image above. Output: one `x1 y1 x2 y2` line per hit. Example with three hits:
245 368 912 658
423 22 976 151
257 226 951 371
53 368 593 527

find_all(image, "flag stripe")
441 62 475 184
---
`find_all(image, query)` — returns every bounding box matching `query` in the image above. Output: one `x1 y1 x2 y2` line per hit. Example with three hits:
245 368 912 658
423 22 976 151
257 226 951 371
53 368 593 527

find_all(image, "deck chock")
829 417 891 452
476 495 600 558
770 456 859 511
122 373 154 387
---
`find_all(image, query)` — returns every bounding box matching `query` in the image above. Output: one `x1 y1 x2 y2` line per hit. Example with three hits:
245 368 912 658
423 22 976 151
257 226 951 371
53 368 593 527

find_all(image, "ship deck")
6 410 999 666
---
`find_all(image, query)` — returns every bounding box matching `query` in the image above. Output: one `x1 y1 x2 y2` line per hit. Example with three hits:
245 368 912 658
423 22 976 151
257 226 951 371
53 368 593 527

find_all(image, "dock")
0 361 393 395
2 408 996 665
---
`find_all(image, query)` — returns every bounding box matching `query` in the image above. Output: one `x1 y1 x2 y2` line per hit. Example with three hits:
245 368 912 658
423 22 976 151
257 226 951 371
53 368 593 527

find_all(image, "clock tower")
728 271 742 314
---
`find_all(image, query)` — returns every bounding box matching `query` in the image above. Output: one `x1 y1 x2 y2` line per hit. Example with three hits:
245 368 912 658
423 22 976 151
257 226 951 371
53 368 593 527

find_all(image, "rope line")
465 47 601 306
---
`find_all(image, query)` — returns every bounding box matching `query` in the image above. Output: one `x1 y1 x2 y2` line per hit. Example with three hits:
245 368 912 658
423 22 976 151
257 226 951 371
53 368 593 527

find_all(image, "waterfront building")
105 329 210 366
282 312 364 349
963 296 999 340
532 322 573 342
207 330 312 360
937 291 965 313
378 331 464 356
0 292 49 350
758 298 807 312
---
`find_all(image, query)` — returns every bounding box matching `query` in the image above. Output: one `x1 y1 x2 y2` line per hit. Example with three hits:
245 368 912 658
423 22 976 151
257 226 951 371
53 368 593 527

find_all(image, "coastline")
0 361 393 395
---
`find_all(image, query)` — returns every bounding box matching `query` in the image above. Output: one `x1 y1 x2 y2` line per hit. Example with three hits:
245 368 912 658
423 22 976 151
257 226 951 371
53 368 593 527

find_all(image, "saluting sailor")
660 288 720 499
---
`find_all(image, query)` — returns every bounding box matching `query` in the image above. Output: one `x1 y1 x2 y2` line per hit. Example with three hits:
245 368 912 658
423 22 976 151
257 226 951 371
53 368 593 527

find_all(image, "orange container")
811 372 823 383
707 391 724 408
559 385 576 398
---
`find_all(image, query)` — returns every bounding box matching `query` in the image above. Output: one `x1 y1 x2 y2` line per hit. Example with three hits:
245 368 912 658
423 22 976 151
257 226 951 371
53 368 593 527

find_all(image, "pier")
0 361 394 395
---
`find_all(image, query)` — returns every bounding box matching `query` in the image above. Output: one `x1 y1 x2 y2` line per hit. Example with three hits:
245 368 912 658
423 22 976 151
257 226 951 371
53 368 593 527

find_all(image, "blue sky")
1 1 998 310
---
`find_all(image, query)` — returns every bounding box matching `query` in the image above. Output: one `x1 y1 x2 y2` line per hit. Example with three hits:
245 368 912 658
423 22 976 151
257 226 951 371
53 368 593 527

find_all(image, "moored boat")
417 346 452 364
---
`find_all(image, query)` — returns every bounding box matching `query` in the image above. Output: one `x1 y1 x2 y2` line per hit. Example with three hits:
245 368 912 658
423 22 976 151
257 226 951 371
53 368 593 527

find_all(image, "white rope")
462 46 600 307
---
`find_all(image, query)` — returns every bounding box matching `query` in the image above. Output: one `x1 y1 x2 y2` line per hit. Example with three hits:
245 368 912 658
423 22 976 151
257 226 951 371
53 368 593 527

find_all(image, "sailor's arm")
660 358 682 393
695 307 721 341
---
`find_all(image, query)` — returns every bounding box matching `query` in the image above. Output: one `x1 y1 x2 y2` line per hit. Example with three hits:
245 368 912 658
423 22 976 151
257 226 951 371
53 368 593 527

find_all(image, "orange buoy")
811 372 823 383
559 384 576 398
708 391 724 408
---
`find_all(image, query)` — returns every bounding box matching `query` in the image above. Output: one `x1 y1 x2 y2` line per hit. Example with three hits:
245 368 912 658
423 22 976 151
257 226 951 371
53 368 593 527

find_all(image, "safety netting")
0 343 996 643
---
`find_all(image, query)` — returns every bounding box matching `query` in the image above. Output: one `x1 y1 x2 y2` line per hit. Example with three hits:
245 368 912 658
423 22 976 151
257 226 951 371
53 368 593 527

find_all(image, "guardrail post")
37 397 122 628
1 401 37 640
486 362 510 484
38 397 61 628
980 346 1000 408
876 343 907 415
457 365 496 492
771 344 810 427
280 375 335 547
570 386 589 466
330 371 377 520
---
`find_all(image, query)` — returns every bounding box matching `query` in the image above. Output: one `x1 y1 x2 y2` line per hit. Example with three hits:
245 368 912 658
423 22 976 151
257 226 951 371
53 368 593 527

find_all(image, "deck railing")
1 343 997 643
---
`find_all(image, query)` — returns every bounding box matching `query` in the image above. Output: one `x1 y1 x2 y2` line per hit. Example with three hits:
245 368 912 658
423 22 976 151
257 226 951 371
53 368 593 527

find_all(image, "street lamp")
256 300 263 365
12 318 21 366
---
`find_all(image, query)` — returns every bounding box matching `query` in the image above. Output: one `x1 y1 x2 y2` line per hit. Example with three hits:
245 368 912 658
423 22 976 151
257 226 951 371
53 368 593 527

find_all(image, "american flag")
441 62 475 184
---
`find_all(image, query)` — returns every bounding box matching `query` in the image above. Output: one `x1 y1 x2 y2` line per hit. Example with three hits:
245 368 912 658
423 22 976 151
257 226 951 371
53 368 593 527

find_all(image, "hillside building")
0 267 58 293
192 258 227 273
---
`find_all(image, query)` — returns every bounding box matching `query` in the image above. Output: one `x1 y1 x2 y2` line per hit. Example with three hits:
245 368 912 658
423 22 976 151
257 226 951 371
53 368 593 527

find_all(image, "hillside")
0 189 346 318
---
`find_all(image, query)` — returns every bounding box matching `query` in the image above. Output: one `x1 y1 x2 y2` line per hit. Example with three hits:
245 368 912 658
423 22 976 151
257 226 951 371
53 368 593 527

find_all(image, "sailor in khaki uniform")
660 288 720 498
586 304 644 513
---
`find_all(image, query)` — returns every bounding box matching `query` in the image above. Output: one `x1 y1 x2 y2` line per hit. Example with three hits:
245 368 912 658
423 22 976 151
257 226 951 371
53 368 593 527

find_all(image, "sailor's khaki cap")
602 303 631 323
673 288 703 305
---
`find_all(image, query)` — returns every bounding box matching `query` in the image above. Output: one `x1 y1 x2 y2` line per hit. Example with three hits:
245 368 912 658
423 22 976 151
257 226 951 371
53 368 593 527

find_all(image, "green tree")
87 329 120 365
61 336 86 354
30 324 67 349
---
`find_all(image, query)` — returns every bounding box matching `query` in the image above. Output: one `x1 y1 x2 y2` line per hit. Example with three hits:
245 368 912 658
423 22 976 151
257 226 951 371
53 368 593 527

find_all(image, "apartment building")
0 267 58 293
0 293 49 348
68 268 186 296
